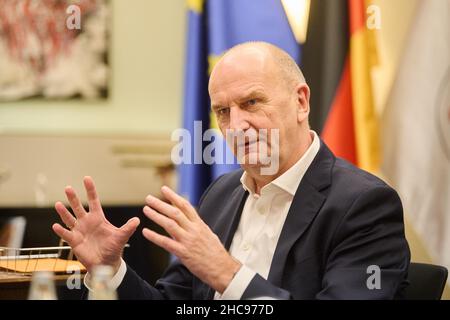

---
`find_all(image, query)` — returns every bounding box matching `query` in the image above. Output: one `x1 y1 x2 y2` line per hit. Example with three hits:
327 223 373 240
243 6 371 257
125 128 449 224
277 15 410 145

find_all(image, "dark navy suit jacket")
117 141 410 299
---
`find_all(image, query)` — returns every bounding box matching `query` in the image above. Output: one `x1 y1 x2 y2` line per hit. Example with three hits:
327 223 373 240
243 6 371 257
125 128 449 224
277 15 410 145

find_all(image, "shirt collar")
240 130 321 197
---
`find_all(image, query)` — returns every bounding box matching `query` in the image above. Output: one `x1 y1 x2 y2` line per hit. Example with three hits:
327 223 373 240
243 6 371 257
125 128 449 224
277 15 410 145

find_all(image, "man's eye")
246 99 257 106
217 108 229 116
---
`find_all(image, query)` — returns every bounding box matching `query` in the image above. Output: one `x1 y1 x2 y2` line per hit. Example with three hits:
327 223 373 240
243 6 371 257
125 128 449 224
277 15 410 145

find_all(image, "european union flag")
179 0 300 205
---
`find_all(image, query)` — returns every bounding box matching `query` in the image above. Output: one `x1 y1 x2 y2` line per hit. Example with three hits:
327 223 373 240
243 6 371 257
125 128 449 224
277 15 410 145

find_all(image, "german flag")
302 0 380 173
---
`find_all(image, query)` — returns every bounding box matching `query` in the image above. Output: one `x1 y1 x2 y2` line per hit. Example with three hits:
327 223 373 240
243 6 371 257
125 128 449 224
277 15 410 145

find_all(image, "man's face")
208 49 304 175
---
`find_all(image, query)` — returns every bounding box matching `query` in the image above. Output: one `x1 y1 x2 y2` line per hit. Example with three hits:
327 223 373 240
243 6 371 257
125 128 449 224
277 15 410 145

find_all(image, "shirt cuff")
215 264 256 300
84 258 127 291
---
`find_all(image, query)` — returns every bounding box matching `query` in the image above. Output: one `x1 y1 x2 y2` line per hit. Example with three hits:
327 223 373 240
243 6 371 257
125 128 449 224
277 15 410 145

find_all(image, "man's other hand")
52 176 140 274
142 186 241 294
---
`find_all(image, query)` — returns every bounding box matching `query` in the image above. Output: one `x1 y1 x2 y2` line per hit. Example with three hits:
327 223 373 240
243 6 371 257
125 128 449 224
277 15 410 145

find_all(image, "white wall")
0 133 175 206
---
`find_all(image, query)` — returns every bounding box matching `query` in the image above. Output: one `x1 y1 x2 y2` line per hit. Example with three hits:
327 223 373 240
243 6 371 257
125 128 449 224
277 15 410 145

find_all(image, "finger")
83 176 103 214
160 186 199 222
145 194 191 229
143 206 187 240
52 223 75 245
119 217 140 239
65 186 86 219
55 201 77 229
142 228 183 255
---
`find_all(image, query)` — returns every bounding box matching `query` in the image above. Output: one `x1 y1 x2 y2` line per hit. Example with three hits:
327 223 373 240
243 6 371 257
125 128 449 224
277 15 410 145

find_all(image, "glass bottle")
28 271 57 300
88 265 117 300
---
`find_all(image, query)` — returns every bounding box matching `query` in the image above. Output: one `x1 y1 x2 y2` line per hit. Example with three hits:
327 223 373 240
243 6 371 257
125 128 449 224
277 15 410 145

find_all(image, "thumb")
119 217 140 239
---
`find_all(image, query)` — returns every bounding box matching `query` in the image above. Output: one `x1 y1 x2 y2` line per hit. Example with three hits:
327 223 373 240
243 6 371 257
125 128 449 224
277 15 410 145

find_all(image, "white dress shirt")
86 131 320 299
215 130 320 299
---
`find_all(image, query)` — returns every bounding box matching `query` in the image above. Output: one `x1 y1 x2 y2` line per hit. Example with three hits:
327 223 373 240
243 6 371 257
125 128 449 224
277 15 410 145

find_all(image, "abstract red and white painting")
0 0 110 101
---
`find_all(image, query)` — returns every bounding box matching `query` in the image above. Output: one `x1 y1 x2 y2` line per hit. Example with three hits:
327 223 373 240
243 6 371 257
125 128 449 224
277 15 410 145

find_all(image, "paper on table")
0 258 86 274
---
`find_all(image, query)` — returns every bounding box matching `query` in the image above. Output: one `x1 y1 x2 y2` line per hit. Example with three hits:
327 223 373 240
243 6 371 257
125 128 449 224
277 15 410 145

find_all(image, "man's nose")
229 107 250 131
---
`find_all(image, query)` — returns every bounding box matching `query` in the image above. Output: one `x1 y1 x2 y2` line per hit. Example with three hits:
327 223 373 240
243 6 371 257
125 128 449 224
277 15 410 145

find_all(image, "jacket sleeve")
315 185 410 299
117 260 193 300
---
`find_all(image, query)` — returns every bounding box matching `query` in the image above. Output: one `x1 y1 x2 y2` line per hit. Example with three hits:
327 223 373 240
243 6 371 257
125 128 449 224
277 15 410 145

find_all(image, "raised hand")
52 176 140 273
142 186 241 294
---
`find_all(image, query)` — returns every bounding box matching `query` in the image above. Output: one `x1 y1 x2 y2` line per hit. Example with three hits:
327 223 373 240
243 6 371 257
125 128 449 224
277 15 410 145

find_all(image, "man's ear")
296 83 310 123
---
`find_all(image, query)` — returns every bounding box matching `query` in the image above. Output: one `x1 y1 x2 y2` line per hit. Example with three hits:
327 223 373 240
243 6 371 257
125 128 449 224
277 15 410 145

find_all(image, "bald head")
210 42 305 90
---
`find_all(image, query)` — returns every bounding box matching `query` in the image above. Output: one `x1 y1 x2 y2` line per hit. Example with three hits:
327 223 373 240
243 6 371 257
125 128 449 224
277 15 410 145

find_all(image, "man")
53 42 410 299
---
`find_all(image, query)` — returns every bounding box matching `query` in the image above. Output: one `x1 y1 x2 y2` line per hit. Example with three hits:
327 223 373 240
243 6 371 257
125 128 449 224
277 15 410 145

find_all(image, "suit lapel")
268 141 334 286
204 184 248 299
211 185 248 249
267 183 325 286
